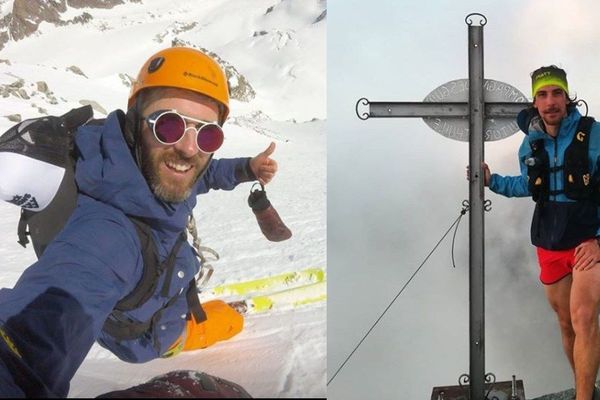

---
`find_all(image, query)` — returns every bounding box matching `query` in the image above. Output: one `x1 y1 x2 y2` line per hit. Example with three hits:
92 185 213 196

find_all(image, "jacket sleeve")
0 210 142 397
196 157 255 195
488 137 532 198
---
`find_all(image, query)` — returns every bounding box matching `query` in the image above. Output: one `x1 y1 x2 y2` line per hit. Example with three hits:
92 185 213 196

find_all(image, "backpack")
0 105 207 341
517 107 600 203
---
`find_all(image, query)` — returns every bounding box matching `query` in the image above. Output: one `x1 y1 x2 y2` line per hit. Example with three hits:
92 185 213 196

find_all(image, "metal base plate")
431 380 525 400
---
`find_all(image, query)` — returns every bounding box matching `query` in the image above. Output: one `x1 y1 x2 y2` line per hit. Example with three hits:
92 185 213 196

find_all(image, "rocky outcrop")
67 0 139 9
1 74 108 117
67 65 87 78
0 0 141 50
2 78 58 105
531 387 575 400
1 78 28 99
171 38 256 103
36 81 48 93
5 114 21 122
8 0 64 42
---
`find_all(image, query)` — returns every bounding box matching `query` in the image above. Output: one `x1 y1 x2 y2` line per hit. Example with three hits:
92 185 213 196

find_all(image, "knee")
555 310 574 335
558 315 574 333
570 303 599 335
549 300 571 324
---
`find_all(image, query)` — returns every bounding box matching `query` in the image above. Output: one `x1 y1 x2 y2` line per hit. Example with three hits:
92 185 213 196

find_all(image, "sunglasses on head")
144 109 224 154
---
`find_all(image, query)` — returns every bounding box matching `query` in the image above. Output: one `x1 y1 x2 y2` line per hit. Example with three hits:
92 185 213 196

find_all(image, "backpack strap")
527 138 550 202
186 280 207 324
563 116 596 200
102 216 208 342
111 217 161 311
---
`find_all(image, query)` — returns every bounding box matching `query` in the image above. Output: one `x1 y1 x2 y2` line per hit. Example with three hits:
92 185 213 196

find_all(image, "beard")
140 144 205 203
539 106 567 128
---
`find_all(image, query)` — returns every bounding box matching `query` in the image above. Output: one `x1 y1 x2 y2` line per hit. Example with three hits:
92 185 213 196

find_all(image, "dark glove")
248 183 292 242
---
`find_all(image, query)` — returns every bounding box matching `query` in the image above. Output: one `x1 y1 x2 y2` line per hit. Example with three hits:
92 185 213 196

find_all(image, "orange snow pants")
182 300 244 350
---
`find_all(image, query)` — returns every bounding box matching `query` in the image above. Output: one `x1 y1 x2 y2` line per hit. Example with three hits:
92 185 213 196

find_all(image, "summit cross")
355 13 531 400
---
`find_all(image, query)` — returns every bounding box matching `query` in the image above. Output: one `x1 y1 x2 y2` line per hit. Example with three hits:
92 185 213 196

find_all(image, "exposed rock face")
36 81 49 93
5 113 21 122
67 0 126 9
0 0 141 50
530 387 575 400
1 78 26 99
2 77 58 105
9 0 64 41
67 65 88 78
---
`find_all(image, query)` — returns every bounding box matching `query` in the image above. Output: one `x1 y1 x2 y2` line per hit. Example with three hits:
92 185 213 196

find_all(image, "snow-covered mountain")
0 0 326 397
0 0 326 124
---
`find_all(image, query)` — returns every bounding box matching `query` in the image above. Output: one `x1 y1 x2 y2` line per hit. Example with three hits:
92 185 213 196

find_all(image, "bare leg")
544 275 576 378
571 266 600 400
544 275 575 378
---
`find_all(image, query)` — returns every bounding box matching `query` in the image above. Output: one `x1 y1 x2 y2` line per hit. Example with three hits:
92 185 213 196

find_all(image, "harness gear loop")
186 214 218 290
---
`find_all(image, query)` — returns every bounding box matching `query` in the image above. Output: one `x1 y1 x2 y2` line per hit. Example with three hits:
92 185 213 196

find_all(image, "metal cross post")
355 13 530 400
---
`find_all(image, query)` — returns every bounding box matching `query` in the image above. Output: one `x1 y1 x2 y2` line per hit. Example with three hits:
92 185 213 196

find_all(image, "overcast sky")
327 0 600 398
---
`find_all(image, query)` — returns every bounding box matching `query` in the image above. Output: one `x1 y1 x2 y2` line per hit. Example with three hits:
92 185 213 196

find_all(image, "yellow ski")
228 281 326 314
210 267 325 297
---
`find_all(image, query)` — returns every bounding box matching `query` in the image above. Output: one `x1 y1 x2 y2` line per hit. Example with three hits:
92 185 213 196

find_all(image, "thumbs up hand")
250 142 278 185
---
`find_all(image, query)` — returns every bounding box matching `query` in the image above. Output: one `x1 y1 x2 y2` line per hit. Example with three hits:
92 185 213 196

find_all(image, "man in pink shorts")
483 65 600 400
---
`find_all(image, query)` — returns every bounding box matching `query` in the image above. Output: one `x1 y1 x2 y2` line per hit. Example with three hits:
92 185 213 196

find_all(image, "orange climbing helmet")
128 47 230 123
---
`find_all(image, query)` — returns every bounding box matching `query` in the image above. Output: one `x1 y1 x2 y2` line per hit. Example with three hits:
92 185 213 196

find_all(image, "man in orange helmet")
0 47 277 397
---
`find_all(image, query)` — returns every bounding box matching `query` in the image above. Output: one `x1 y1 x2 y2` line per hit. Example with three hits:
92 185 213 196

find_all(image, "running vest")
0 106 206 343
527 116 600 203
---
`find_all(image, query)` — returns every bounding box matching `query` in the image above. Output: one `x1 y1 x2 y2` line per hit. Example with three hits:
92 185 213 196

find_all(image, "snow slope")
0 0 326 397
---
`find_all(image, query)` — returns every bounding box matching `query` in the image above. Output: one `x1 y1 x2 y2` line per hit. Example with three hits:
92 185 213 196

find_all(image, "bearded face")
140 140 210 203
137 88 219 203
533 85 569 130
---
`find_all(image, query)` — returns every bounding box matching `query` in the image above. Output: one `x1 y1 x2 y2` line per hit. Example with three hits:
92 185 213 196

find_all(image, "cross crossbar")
367 101 532 118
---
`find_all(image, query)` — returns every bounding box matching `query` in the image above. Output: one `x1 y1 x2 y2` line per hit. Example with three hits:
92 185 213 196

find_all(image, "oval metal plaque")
423 79 528 142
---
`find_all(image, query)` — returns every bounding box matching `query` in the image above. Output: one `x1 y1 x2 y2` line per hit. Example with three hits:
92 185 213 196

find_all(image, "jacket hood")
74 110 196 234
522 106 582 142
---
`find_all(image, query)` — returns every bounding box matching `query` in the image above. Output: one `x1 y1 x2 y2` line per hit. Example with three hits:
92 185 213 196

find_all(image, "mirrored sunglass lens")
197 124 224 153
154 113 185 144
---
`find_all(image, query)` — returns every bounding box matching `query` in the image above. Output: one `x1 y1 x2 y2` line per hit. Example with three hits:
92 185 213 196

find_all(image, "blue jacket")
489 108 600 248
0 110 252 396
